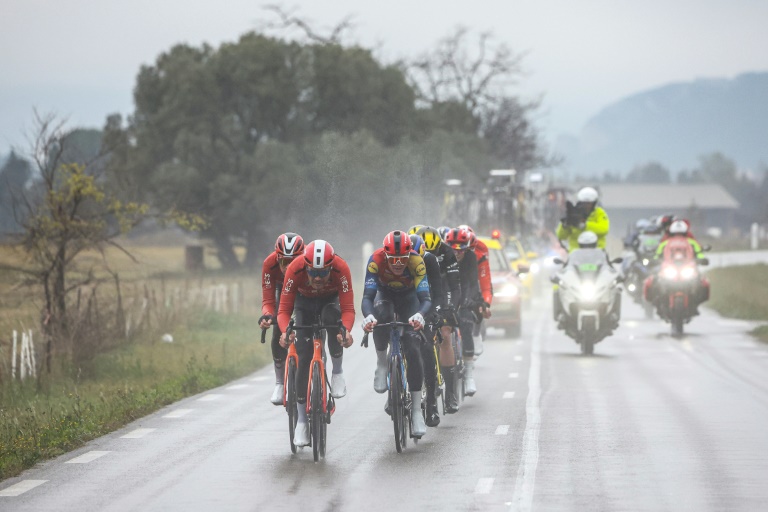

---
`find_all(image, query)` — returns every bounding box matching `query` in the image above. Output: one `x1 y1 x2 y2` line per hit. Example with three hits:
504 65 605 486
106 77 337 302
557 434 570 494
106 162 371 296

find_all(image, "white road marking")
251 376 270 382
475 478 494 494
163 409 193 418
503 392 516 399
226 384 250 390
197 394 222 401
509 373 519 378
514 355 523 362
0 480 47 497
511 313 545 512
718 319 751 327
66 451 110 464
495 425 510 435
121 428 156 439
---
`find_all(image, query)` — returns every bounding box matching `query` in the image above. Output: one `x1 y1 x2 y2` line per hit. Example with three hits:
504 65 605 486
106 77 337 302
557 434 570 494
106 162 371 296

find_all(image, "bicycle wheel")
311 362 323 462
390 357 405 453
287 358 298 454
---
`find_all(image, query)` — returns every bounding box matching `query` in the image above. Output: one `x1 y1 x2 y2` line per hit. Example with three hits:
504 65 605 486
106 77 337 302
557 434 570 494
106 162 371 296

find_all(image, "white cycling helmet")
577 231 598 248
669 220 688 235
577 187 599 203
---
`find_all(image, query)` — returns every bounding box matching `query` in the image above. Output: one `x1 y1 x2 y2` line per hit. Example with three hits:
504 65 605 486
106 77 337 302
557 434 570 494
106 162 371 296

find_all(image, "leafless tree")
260 4 356 45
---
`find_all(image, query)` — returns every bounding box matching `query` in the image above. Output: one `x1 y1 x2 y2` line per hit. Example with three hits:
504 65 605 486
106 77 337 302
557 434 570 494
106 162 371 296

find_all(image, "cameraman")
556 187 610 252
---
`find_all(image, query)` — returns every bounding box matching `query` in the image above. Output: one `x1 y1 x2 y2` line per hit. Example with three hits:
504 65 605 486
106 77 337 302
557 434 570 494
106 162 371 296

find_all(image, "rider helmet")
577 231 598 248
445 227 472 250
668 220 688 235
576 187 599 203
467 231 478 249
383 230 413 257
635 219 652 231
437 226 452 241
457 224 475 234
303 240 335 269
407 224 425 236
420 227 442 252
656 214 675 230
409 234 426 256
275 232 304 258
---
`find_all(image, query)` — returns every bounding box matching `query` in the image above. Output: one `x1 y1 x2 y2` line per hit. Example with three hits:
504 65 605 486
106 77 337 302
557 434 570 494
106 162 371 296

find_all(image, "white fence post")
11 330 17 380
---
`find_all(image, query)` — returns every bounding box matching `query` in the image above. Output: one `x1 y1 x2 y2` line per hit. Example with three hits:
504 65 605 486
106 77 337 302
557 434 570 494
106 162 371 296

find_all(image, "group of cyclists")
259 224 496 447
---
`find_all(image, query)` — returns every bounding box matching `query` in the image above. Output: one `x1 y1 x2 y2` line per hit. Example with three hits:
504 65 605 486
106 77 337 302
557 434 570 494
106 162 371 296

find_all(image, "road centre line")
509 373 519 378
503 392 516 399
475 478 494 494
251 376 270 382
66 451 110 464
495 425 510 435
121 428 156 439
163 409 193 418
197 394 222 402
510 313 545 512
0 480 48 497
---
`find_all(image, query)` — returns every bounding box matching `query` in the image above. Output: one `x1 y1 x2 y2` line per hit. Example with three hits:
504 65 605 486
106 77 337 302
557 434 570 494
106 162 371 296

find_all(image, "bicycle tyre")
390 357 405 453
287 358 298 454
311 362 323 462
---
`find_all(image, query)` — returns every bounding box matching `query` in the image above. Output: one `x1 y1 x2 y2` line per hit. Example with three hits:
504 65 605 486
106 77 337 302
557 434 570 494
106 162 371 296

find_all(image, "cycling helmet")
656 214 675 230
407 224 425 236
409 234 425 256
668 220 688 235
467 231 478 249
383 230 412 256
304 240 335 268
420 227 442 252
635 219 652 231
275 232 304 257
457 224 475 234
437 226 452 241
445 228 472 250
577 187 598 203
577 231 598 248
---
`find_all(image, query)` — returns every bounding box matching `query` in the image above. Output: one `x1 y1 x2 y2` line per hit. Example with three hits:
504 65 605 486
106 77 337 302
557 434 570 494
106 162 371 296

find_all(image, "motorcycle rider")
260 232 304 405
556 187 610 252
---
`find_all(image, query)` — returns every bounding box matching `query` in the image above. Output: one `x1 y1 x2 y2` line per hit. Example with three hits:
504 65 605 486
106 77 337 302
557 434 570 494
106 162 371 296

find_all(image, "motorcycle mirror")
699 258 710 266
553 258 565 265
611 257 623 264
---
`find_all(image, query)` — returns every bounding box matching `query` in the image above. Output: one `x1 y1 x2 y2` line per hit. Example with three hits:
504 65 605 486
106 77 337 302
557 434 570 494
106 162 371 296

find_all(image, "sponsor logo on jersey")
367 261 379 274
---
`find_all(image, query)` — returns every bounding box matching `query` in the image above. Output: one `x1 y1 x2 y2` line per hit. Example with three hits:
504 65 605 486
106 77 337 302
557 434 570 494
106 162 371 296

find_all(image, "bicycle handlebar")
284 319 348 345
258 314 273 344
360 320 430 348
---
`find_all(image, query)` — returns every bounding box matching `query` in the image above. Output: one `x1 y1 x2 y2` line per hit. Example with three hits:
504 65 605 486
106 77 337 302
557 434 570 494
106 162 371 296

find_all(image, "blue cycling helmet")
409 234 425 256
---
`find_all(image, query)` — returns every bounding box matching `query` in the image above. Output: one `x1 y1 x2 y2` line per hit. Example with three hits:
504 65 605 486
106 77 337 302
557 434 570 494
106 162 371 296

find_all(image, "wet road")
3 298 768 511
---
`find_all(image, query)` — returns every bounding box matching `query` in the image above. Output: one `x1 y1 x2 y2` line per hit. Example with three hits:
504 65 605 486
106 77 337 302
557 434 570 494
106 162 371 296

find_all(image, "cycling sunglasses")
306 266 331 278
278 256 295 267
386 255 409 266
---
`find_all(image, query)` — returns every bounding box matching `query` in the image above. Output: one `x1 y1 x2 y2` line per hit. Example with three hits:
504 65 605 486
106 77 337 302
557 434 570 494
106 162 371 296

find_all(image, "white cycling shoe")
464 360 477 396
331 372 347 398
270 384 284 405
293 421 310 447
374 366 388 394
411 392 427 438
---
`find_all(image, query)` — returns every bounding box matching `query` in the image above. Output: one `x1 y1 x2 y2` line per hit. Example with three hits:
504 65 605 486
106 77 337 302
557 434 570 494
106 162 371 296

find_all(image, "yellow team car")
477 236 524 338
496 234 537 300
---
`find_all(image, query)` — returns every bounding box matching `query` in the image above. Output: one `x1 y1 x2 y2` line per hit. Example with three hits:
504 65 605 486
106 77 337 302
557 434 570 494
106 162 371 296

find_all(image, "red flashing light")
491 229 501 240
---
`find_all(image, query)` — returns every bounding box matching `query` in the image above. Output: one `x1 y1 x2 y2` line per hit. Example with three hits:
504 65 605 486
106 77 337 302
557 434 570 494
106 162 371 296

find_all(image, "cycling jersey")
472 241 493 305
361 248 431 317
429 243 461 307
277 256 355 332
261 251 285 317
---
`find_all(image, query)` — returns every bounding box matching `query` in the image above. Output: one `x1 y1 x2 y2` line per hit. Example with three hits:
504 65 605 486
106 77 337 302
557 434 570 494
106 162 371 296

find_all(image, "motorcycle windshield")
567 249 606 276
638 234 661 254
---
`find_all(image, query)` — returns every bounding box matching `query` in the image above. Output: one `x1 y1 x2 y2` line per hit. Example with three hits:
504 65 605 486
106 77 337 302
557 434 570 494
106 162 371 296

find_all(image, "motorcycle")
644 238 710 337
623 233 662 319
551 249 624 355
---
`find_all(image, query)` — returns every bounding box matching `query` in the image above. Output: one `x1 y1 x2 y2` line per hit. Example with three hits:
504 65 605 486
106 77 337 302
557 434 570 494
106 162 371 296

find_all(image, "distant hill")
563 71 768 174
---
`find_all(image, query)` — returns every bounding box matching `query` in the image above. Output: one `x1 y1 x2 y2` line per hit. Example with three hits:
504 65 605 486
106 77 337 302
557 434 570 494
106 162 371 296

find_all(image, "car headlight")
580 283 597 301
496 283 519 297
530 262 540 274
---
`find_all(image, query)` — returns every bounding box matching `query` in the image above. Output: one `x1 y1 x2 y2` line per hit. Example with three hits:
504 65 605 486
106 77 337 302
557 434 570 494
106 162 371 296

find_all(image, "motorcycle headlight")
642 258 650 266
530 262 541 274
662 267 678 280
627 283 636 292
680 266 696 279
496 283 519 297
580 283 597 301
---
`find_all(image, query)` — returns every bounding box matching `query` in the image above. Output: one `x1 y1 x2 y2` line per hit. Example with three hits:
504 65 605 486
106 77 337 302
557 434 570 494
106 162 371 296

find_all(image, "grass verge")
706 263 768 343
0 309 269 480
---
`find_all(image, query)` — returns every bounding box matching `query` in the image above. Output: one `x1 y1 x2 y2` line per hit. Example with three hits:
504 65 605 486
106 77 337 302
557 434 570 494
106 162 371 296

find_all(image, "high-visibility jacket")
556 206 610 252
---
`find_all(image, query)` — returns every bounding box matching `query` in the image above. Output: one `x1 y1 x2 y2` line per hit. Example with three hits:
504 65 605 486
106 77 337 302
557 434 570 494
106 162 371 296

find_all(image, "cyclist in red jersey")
277 240 355 447
260 233 304 405
461 226 493 318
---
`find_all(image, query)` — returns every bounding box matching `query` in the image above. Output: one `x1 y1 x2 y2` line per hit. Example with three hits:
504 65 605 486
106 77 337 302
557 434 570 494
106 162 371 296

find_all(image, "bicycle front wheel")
287 358 298 454
390 357 407 453
311 362 324 462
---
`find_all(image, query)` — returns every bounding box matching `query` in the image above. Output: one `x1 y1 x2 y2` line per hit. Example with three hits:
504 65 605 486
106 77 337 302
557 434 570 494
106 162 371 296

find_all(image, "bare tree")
260 4 356 45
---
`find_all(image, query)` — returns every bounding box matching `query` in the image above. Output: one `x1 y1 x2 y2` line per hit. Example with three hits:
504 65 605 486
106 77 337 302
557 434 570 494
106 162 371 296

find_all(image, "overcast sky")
2 0 767 155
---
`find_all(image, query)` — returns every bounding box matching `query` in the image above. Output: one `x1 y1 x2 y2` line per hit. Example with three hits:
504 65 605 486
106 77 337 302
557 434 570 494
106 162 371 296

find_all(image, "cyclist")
445 227 481 396
420 226 462 413
260 232 304 405
410 234 443 427
556 187 610 252
277 240 355 447
361 230 431 438
408 224 425 235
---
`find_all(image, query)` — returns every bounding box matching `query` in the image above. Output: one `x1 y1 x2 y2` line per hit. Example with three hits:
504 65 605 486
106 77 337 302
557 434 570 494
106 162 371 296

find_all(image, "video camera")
562 200 587 229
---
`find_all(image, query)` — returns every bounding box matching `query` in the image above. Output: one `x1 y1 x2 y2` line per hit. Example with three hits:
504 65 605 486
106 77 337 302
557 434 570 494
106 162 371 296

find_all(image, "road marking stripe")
197 394 222 402
475 478 494 494
251 376 270 382
495 425 510 435
121 428 156 439
226 384 250 390
503 392 516 399
514 355 523 362
509 373 519 378
163 409 193 418
66 451 110 464
0 480 48 497
511 313 545 512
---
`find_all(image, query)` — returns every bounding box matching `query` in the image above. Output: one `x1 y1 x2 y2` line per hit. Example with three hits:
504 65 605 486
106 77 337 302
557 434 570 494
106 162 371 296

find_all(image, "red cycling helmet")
383 230 412 257
304 240 335 268
275 232 304 257
445 228 472 250
467 231 478 249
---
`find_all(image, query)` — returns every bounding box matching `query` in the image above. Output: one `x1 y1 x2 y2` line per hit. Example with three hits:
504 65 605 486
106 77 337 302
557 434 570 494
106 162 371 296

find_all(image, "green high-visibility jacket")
556 206 610 252
655 236 705 259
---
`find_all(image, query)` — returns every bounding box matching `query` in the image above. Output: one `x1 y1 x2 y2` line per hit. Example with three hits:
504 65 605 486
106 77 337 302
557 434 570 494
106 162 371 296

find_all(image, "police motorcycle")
551 232 624 355
622 221 662 319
